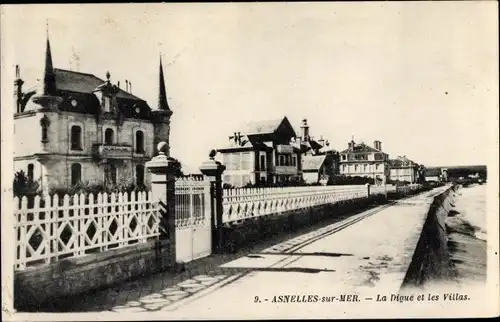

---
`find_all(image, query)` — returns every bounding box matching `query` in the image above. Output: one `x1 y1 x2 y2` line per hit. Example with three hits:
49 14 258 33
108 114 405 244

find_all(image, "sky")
1 2 498 174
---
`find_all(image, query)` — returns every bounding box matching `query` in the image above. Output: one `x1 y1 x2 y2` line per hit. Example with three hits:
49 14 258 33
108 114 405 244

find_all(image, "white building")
389 156 420 183
339 139 390 183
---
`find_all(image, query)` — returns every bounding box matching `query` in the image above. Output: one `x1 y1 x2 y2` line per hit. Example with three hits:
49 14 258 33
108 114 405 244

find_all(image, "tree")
13 170 40 198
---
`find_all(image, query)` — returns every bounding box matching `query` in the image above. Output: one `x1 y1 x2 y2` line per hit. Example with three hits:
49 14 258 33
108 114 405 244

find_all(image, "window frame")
27 164 34 182
135 164 145 186
135 130 145 154
104 128 115 145
71 163 82 186
70 124 83 151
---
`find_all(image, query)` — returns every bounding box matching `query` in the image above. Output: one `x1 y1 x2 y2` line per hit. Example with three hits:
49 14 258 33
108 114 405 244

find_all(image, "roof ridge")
54 68 104 79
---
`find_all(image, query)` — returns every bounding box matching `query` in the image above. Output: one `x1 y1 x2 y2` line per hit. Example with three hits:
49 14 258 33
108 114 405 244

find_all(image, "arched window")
71 163 82 186
104 128 114 145
40 116 50 143
136 165 145 186
70 125 82 150
105 163 117 185
135 131 144 153
27 164 34 182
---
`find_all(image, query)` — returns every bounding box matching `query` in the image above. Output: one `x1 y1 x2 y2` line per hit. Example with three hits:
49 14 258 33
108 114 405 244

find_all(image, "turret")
31 25 62 110
152 55 173 156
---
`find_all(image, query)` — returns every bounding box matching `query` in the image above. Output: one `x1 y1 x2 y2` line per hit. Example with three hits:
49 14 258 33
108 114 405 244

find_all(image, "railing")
14 191 159 270
371 184 422 196
222 185 368 223
174 176 211 228
93 144 133 159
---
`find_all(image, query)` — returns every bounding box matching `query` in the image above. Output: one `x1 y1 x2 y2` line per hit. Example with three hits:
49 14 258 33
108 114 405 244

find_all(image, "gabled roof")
302 155 326 171
53 69 144 101
238 116 296 137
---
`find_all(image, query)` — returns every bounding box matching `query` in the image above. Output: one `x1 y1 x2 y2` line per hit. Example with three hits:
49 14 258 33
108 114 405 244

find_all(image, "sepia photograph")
1 2 498 320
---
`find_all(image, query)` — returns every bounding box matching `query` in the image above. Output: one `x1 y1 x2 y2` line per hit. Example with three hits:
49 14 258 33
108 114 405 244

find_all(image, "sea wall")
402 185 458 287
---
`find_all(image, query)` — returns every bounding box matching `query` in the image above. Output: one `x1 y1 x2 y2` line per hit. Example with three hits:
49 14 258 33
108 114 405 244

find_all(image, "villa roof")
52 68 144 101
237 116 297 137
389 156 417 168
340 143 380 154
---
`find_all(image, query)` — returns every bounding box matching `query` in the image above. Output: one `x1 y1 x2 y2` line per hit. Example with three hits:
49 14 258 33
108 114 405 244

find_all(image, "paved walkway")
40 188 448 318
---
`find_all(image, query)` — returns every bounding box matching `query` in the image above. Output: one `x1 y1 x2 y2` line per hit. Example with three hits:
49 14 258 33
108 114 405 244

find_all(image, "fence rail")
222 185 369 223
14 191 160 271
13 181 422 271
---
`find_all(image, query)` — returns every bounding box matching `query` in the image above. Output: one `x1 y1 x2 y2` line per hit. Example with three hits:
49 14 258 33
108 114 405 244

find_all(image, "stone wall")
402 185 458 287
14 239 174 311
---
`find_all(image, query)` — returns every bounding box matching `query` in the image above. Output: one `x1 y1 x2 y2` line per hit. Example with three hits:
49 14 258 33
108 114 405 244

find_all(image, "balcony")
93 144 133 160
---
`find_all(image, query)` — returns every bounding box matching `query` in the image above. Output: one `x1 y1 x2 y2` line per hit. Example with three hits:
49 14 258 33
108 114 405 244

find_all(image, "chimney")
374 140 382 151
14 65 24 113
129 81 132 94
237 132 241 144
125 80 129 92
318 135 325 146
117 81 120 88
300 118 310 142
233 132 238 144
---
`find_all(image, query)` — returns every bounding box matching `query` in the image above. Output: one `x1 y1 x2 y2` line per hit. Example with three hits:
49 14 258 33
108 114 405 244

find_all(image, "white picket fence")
13 181 422 270
14 191 159 270
222 185 369 223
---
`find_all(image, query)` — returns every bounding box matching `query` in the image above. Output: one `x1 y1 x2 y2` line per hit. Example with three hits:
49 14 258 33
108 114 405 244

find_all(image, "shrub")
13 170 41 198
327 175 374 186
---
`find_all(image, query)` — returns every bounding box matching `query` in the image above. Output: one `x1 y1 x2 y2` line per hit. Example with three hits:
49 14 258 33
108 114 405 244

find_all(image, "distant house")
216 117 336 187
424 168 442 182
339 139 390 183
389 156 420 183
216 116 302 187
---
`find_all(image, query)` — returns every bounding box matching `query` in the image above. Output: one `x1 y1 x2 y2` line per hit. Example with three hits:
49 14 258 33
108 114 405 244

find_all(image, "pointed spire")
41 20 57 96
158 55 170 111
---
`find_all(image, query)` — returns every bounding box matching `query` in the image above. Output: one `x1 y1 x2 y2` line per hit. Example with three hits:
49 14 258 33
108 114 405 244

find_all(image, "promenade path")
37 186 454 319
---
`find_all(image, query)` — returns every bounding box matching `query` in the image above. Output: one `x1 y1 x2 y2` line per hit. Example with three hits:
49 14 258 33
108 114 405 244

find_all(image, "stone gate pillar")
146 141 179 271
199 149 226 254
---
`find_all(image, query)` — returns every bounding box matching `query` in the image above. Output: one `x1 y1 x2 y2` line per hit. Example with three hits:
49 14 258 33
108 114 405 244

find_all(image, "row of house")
215 116 425 187
12 31 435 193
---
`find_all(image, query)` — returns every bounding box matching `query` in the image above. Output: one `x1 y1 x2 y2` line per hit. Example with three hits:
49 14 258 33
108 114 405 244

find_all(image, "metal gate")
175 176 212 263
